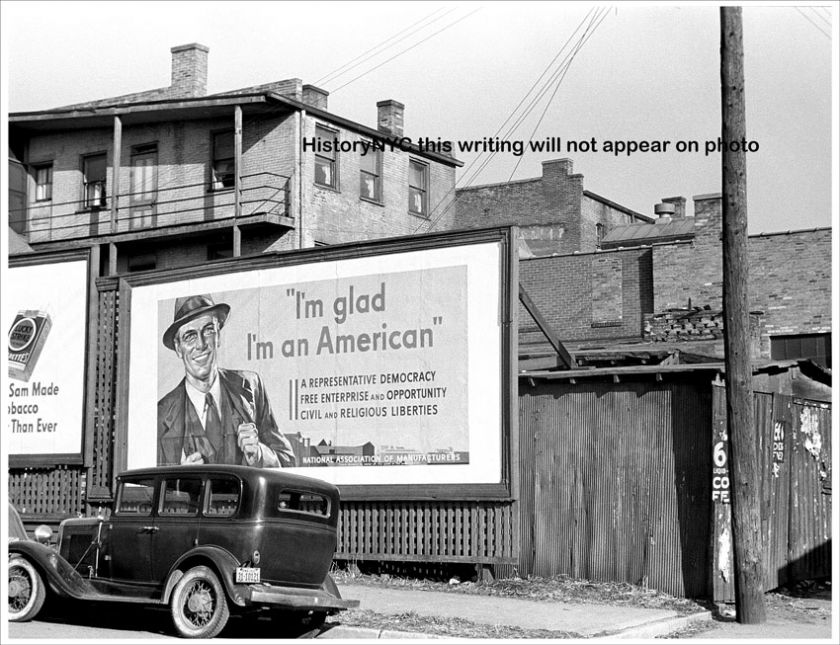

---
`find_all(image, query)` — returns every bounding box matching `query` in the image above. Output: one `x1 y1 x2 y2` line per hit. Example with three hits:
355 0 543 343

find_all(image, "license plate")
235 567 261 583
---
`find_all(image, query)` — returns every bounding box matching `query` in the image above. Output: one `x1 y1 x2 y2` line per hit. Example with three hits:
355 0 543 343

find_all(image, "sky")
1 0 836 234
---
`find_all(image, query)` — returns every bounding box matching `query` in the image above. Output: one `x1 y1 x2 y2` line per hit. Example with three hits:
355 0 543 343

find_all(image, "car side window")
204 477 241 518
160 477 202 516
267 487 330 518
116 479 156 516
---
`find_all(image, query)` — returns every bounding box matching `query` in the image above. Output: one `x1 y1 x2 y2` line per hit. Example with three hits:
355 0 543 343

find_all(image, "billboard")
6 256 90 463
124 234 512 487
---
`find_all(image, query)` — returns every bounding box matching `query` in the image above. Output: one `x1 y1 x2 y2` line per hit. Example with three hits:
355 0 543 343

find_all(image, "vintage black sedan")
8 465 358 638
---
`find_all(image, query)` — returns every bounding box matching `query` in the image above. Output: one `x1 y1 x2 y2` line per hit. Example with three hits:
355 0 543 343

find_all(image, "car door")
107 477 157 587
151 475 203 583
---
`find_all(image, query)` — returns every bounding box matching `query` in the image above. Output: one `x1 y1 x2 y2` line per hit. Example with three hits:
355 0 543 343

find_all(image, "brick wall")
748 229 832 336
299 114 456 246
652 194 724 312
652 193 831 338
454 158 643 255
519 247 653 345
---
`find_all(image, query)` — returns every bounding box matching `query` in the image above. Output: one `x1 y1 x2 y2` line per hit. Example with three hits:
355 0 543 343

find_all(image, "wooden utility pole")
720 6 766 624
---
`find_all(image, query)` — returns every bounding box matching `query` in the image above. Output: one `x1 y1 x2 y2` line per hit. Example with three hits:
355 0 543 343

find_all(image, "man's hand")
237 423 261 466
182 451 205 465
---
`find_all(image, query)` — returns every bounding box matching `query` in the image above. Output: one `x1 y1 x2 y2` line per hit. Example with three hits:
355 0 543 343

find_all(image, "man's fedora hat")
163 294 230 350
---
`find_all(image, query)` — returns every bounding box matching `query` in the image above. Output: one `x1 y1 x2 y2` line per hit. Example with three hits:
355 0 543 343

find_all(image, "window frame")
408 158 429 218
210 130 235 192
33 162 53 203
129 142 159 205
359 141 382 204
314 124 339 190
81 152 108 210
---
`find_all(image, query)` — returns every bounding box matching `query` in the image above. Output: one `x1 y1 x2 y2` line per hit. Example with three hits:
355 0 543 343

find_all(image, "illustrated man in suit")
157 294 296 468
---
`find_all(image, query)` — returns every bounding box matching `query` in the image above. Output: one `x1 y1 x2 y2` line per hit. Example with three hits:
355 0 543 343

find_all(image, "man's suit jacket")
157 368 296 467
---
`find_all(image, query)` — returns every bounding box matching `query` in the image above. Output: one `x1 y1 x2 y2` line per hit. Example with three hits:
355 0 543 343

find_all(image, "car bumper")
244 584 359 611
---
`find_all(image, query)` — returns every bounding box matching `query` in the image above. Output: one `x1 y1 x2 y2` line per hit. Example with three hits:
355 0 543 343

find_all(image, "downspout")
298 109 306 249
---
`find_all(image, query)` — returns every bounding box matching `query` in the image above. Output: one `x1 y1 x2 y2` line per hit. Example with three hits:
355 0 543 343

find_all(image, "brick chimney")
377 100 404 136
302 84 329 111
662 196 687 219
170 43 209 98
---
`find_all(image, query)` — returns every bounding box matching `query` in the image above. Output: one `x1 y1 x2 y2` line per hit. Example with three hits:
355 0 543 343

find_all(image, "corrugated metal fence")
519 378 713 597
712 384 832 601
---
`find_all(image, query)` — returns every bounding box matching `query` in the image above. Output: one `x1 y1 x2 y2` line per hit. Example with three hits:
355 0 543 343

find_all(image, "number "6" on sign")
713 441 727 468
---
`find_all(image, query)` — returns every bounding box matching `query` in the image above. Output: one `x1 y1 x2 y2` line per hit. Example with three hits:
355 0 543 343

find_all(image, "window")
212 131 235 190
267 486 330 519
127 253 157 272
208 242 233 261
82 153 107 209
130 144 158 203
408 159 428 217
34 164 53 202
596 223 605 247
359 143 381 202
771 333 831 369
314 125 338 189
116 479 156 516
204 478 241 518
161 478 203 516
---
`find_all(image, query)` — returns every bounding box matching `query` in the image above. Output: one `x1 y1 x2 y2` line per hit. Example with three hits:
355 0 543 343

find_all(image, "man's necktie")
204 392 224 462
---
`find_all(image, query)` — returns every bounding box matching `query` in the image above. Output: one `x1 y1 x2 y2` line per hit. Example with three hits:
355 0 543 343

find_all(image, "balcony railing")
13 171 290 244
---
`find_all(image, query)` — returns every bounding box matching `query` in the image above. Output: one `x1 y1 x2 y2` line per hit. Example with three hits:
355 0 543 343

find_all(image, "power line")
415 8 609 234
417 9 606 234
456 7 601 190
329 7 482 93
795 7 830 38
315 7 456 87
505 8 609 183
808 6 831 27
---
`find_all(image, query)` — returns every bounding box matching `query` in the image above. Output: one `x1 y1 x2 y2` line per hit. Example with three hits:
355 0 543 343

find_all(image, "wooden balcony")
15 171 293 248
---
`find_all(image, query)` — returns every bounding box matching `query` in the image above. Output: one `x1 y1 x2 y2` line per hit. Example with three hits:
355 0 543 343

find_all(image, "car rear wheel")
8 556 46 622
170 566 230 638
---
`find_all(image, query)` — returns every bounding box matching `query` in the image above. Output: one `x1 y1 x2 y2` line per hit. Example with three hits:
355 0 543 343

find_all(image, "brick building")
453 158 651 256
8 43 461 274
518 191 832 368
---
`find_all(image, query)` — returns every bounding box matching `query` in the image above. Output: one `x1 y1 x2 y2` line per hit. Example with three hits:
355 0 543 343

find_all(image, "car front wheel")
170 566 230 638
8 556 46 622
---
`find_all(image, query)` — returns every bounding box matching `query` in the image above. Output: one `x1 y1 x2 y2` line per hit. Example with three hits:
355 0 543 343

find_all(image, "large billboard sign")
6 254 90 464
123 231 515 490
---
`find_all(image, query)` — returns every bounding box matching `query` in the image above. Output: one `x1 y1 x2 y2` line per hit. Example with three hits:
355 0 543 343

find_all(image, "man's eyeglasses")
177 323 218 348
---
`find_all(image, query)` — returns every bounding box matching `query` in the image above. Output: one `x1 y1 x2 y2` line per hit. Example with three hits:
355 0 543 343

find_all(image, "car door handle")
141 526 159 533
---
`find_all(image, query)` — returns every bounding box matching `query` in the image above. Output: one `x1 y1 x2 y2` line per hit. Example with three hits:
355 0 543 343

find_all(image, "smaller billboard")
6 257 89 462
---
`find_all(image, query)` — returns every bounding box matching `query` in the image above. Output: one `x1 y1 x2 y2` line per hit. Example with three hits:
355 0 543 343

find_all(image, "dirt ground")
669 588 834 640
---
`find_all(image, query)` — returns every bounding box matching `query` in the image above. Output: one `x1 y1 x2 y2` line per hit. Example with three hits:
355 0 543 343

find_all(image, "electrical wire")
329 7 482 93
414 7 609 234
315 7 456 87
795 7 831 38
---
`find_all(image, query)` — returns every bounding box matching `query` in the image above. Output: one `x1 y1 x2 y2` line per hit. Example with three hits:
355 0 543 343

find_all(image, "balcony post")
233 105 242 257
109 115 122 275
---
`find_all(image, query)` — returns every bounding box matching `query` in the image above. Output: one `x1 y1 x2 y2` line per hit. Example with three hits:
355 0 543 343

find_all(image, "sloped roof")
601 218 696 248
9 228 34 255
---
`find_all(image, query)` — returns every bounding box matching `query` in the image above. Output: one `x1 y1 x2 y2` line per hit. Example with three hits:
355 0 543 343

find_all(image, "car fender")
163 545 249 607
9 541 96 600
